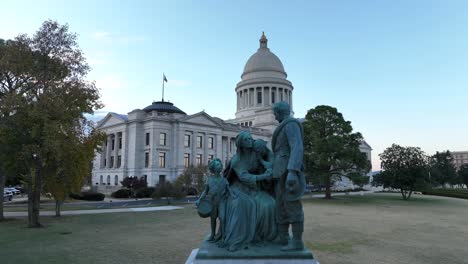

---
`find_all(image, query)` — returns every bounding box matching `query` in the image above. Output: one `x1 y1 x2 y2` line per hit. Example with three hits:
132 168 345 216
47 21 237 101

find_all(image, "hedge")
422 189 468 200
70 192 105 201
111 188 132 198
135 187 156 198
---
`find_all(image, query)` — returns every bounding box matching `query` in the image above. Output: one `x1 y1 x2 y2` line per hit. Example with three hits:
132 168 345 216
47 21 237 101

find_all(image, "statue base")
185 239 319 264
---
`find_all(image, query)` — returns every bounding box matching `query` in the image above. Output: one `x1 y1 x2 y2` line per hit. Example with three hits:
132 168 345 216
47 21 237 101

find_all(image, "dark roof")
143 101 186 115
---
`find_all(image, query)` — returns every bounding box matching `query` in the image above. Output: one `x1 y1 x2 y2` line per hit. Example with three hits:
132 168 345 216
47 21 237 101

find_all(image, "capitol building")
91 33 372 192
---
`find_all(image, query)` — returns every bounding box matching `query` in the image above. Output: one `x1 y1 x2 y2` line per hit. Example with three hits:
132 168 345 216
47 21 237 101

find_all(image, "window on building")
107 175 111 185
196 154 202 166
143 175 147 183
184 153 190 168
197 136 203 148
114 175 118 186
249 121 252 126
100 175 103 185
111 138 115 150
160 133 166 146
184 135 191 147
208 155 214 163
145 132 150 146
257 91 262 104
104 159 107 167
208 137 214 149
145 152 149 168
118 137 122 149
271 91 276 104
280 88 283 101
110 156 114 167
159 152 166 168
117 155 121 168
159 175 166 184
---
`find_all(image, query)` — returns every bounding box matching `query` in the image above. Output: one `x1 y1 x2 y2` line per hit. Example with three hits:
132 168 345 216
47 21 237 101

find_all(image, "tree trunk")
29 157 42 228
55 200 62 217
400 188 407 200
325 173 332 199
27 174 33 225
0 168 5 221
406 189 413 200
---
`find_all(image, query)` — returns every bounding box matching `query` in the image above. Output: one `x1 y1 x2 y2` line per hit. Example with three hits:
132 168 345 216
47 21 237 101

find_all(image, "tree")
177 165 208 196
372 144 429 200
429 151 457 188
303 105 371 199
120 176 148 197
0 21 102 225
43 126 104 217
152 182 185 205
458 164 468 188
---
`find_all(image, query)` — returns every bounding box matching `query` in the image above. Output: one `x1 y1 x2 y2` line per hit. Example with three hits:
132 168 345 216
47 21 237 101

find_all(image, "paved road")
4 205 184 217
4 196 199 208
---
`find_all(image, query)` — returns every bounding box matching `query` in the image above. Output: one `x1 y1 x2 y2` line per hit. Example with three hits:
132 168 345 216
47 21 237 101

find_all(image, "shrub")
111 189 132 198
70 192 105 201
422 189 468 200
135 187 156 198
152 182 185 204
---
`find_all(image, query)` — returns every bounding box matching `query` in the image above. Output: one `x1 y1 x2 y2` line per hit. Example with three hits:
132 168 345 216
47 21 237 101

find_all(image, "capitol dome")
143 101 186 115
241 32 287 80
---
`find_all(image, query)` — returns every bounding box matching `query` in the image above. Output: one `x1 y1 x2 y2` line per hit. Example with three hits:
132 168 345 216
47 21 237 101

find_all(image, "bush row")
422 189 468 200
70 192 105 201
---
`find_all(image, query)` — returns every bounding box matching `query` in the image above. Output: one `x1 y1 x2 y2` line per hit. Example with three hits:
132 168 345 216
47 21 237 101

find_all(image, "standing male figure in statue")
272 101 306 251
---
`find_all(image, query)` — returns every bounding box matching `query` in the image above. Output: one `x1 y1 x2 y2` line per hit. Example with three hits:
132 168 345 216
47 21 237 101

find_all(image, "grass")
1 193 468 264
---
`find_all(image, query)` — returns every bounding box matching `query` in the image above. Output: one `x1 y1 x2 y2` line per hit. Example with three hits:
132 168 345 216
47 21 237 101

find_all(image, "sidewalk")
4 205 183 217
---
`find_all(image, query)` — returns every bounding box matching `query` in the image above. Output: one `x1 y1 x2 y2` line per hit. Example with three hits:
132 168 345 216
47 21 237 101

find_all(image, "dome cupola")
241 32 287 80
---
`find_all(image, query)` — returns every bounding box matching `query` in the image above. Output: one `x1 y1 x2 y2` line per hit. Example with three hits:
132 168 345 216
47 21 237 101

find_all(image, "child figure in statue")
196 158 228 242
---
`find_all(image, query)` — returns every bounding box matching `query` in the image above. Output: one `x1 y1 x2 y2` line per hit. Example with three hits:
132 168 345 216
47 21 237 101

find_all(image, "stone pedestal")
185 240 319 264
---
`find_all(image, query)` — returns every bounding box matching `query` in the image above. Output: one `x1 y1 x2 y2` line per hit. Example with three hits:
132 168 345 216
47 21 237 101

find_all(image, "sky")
2 0 468 170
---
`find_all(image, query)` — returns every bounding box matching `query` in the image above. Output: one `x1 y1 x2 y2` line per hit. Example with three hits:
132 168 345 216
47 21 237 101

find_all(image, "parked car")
5 187 20 195
3 190 13 202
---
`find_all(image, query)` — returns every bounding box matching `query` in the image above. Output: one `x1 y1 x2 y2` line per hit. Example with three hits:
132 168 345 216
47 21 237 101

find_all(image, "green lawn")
1 193 467 264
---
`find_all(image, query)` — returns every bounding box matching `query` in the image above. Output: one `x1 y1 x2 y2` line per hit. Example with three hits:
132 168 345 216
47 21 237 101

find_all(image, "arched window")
107 175 111 185
114 175 119 186
100 175 103 185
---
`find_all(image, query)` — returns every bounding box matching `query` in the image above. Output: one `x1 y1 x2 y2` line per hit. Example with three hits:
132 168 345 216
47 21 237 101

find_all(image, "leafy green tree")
458 164 468 188
43 127 104 217
177 165 208 196
120 176 148 197
303 105 371 199
152 181 185 205
372 144 429 200
0 21 102 225
429 151 457 188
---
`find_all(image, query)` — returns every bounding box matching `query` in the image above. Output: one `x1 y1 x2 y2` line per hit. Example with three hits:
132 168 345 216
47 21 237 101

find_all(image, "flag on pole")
163 74 168 82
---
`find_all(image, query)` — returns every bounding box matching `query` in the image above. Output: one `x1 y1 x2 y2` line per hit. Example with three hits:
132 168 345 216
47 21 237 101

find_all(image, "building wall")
92 112 272 193
452 151 468 169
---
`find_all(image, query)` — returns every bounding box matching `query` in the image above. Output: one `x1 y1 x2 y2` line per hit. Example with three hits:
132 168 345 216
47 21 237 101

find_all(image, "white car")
5 187 20 195
3 190 13 202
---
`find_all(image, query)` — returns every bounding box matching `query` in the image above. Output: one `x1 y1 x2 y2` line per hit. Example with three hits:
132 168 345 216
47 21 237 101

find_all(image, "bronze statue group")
196 101 305 252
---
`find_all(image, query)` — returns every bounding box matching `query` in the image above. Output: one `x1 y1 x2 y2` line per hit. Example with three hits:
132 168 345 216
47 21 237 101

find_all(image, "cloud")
93 32 111 40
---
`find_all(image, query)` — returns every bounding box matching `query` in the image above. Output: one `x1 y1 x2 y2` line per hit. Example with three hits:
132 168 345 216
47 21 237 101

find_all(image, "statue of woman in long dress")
219 131 278 251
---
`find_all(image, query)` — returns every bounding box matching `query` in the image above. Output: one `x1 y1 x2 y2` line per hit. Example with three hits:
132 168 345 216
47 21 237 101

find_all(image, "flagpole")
162 73 165 102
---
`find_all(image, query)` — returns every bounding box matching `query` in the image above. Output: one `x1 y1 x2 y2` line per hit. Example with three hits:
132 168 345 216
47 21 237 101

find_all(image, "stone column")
106 134 113 168
203 133 208 165
113 133 119 168
191 131 196 166
216 135 222 161
289 90 292 110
